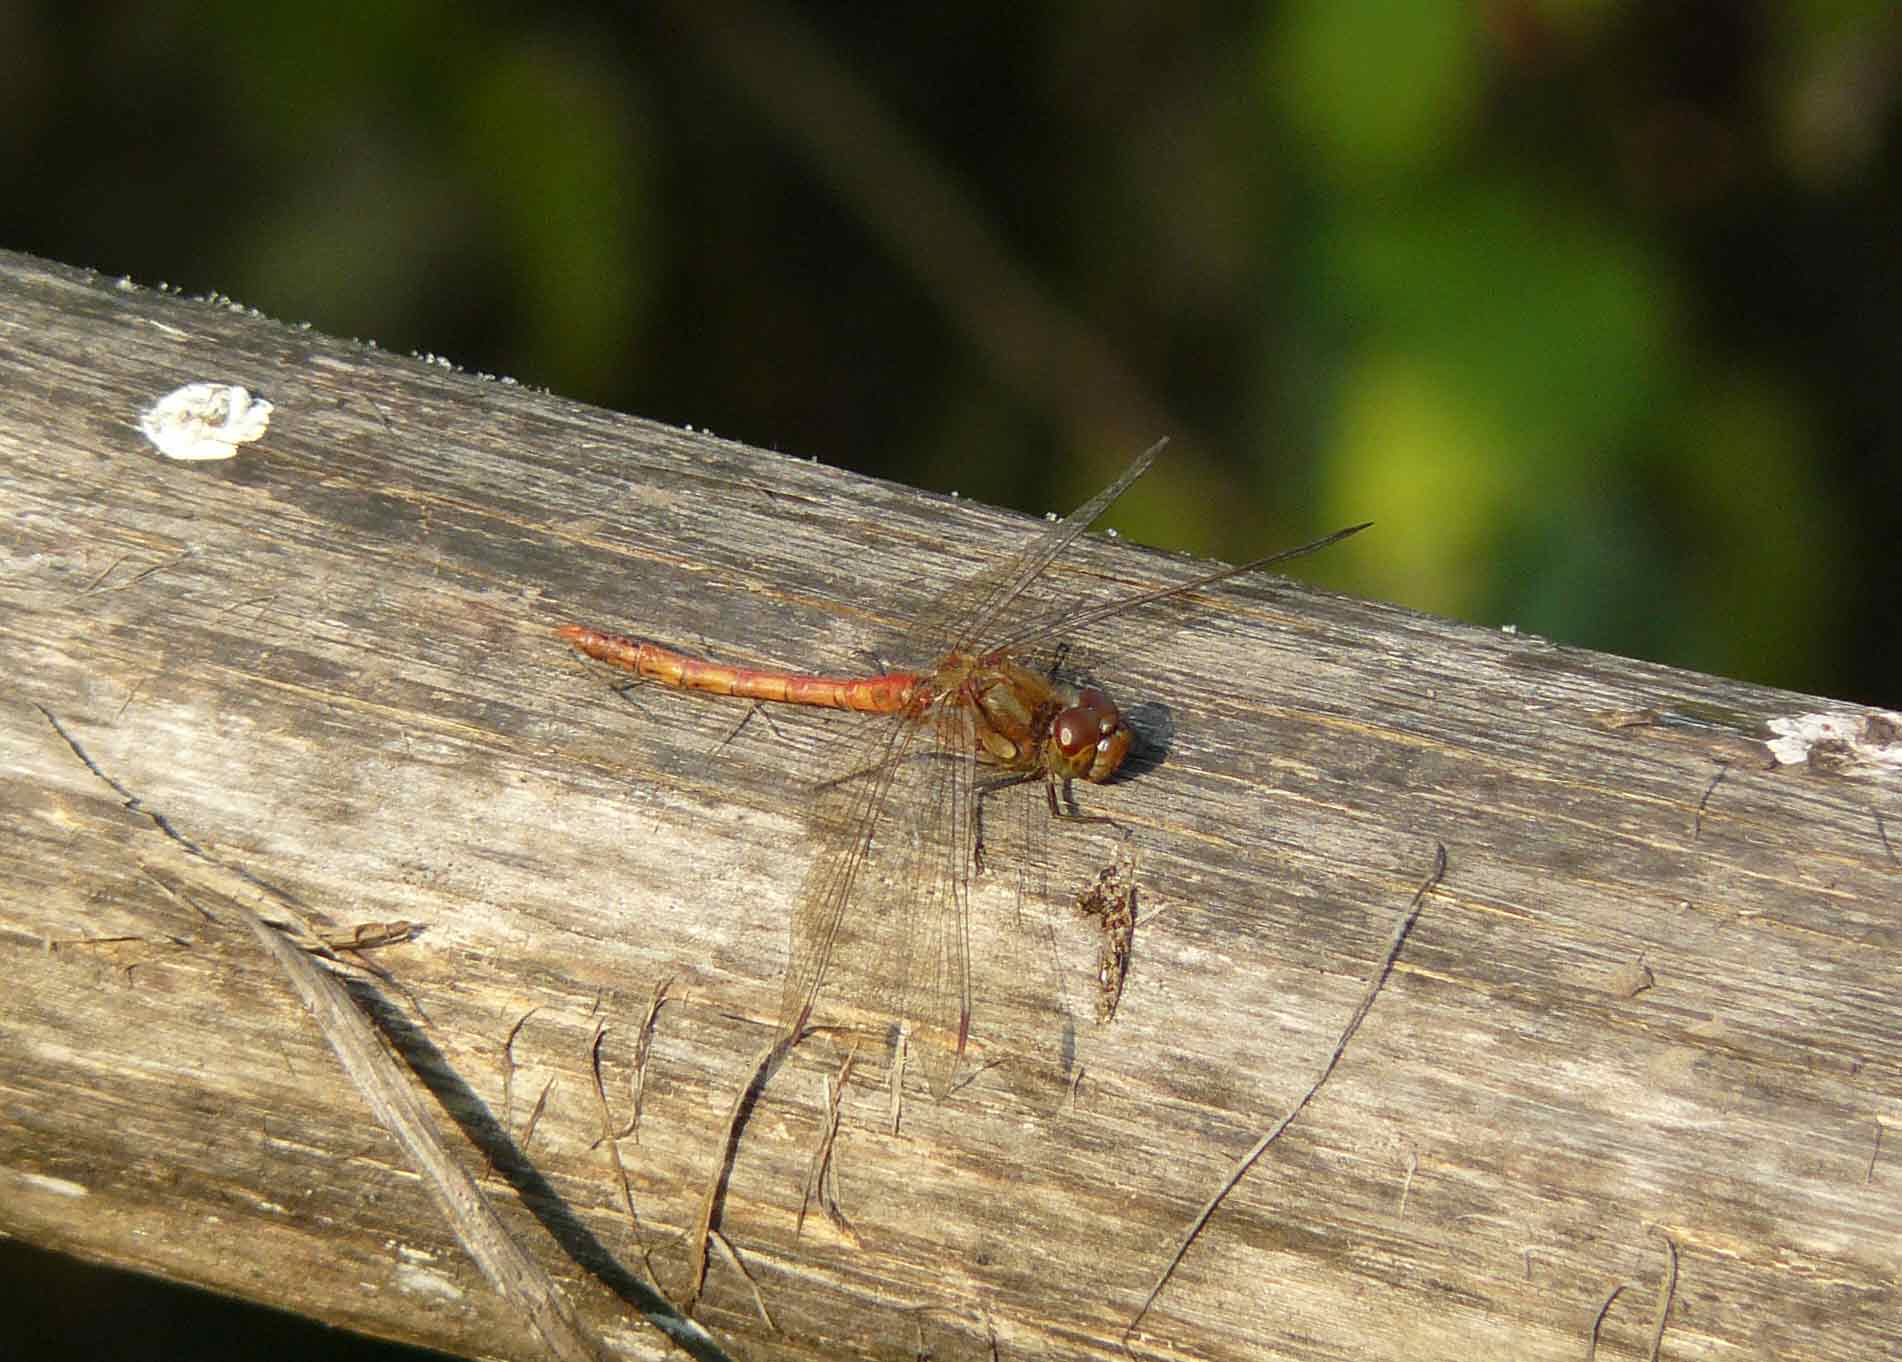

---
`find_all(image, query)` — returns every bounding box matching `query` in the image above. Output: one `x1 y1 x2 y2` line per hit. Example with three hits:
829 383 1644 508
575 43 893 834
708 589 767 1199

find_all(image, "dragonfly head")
1050 686 1131 783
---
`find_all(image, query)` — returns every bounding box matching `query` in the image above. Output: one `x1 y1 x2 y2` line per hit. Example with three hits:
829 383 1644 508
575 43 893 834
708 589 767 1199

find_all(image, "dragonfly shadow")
1109 700 1175 783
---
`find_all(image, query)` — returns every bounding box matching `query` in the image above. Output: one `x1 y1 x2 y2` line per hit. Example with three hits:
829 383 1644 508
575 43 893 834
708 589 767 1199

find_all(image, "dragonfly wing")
780 703 920 1041
905 439 1164 662
781 688 976 1083
903 699 977 1097
780 687 977 1097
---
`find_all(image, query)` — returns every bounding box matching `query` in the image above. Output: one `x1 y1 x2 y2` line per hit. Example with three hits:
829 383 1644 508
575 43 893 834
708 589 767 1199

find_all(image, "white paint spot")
1765 710 1902 771
139 382 273 461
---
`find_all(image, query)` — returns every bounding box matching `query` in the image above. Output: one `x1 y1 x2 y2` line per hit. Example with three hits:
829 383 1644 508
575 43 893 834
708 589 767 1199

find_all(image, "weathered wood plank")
3 248 1898 1361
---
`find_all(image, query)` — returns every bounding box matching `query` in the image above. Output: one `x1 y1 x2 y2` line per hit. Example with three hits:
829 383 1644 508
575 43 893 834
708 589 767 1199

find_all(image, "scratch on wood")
39 703 216 864
1693 762 1729 841
80 550 191 595
888 1028 908 1135
1123 842 1448 1344
1646 1227 1679 1362
36 703 344 953
1585 1282 1627 1361
46 931 193 986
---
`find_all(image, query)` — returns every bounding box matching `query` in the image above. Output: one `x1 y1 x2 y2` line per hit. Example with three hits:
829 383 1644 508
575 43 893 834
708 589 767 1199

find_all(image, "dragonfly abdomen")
559 625 919 713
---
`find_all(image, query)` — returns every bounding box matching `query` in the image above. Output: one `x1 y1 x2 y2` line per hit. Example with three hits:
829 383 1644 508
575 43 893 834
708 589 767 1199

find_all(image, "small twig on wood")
686 1032 793 1308
799 1047 863 1245
628 976 674 1142
519 1077 555 1153
1123 843 1447 1344
587 1020 660 1286
42 703 714 1362
503 1007 540 1134
316 920 418 952
708 1230 776 1332
141 870 616 1362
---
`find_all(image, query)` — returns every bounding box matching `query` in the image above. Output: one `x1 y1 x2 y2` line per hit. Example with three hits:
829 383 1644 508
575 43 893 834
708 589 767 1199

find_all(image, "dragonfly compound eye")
1053 687 1130 782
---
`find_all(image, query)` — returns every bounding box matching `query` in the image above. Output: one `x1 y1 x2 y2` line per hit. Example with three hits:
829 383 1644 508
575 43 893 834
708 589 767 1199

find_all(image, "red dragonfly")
561 440 1367 1093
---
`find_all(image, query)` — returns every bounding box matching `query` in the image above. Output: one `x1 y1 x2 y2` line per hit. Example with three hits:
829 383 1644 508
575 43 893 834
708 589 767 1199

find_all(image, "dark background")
5 2 1897 1356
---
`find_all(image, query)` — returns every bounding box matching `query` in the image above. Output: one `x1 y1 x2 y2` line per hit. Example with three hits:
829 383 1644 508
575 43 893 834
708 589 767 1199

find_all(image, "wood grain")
3 248 1898 1361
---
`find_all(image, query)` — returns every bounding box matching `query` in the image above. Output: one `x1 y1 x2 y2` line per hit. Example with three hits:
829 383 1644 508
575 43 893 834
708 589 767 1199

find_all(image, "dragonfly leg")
1049 776 1120 830
715 699 784 754
857 647 897 676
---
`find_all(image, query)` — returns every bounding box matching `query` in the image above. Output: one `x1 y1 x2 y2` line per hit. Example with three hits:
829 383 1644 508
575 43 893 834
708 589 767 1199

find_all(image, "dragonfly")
560 440 1368 1094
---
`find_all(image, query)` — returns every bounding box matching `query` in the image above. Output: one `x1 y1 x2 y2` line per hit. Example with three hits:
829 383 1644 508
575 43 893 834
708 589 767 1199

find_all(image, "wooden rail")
3 249 1897 1360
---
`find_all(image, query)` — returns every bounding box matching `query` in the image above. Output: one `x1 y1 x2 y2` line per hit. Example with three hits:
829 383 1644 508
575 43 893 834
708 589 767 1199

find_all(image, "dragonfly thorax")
956 657 1131 783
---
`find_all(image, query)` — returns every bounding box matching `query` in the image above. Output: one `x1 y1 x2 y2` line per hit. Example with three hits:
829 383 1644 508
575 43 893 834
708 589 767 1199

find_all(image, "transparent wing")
781 686 978 1096
895 697 978 1096
779 699 923 1040
991 519 1371 654
902 440 1164 663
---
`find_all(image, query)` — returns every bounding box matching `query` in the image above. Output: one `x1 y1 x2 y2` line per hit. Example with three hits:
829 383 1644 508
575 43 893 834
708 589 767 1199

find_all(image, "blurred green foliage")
4 1 1894 703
